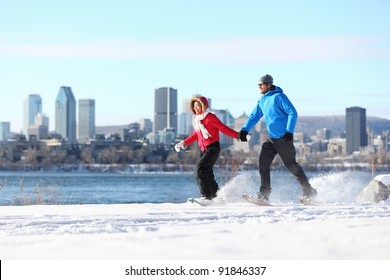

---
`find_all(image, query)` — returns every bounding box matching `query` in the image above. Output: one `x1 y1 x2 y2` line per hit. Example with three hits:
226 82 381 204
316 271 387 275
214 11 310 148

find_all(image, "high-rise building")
178 111 193 136
27 113 49 140
0 122 11 141
78 99 95 143
55 86 76 143
23 94 42 135
346 106 368 154
316 128 332 140
138 118 152 134
153 87 178 134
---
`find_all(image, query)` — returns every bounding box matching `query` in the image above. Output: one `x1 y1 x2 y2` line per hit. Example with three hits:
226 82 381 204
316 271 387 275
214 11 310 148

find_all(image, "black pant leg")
273 138 314 196
259 140 277 198
195 144 221 198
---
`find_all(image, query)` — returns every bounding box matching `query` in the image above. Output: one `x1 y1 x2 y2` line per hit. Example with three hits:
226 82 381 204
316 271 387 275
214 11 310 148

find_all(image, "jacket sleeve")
209 114 238 139
241 101 263 132
184 130 198 147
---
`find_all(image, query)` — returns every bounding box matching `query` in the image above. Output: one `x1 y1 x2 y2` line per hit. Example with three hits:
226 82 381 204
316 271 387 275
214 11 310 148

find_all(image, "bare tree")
80 147 94 164
100 146 118 164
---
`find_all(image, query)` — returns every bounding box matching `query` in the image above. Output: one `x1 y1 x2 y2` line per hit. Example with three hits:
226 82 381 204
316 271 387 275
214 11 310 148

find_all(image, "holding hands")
238 130 251 142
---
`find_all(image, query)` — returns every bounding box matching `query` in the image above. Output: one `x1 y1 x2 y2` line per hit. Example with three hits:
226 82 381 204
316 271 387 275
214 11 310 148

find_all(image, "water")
0 170 376 206
0 172 197 205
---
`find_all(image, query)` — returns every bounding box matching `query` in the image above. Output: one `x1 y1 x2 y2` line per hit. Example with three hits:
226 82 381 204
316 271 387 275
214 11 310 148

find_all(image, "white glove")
174 143 181 152
174 141 186 152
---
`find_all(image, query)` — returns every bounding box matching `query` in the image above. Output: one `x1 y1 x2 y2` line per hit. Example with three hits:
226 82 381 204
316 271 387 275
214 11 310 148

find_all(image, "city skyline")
1 0 389 132
2 90 388 157
2 86 390 135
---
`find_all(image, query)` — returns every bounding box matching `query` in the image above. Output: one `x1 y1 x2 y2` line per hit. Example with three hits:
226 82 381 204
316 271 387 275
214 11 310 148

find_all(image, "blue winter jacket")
241 86 298 139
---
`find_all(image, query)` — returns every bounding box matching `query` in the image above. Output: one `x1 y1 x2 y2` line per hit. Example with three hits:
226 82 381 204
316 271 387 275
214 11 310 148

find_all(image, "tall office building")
178 111 193 136
27 113 49 140
0 122 11 141
23 94 42 135
55 86 77 143
138 118 152 134
153 87 178 134
346 106 368 154
316 128 332 140
78 99 95 143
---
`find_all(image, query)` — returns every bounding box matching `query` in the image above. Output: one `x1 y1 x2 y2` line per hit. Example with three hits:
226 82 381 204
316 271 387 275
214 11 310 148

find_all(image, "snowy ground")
1 200 390 260
2 174 390 280
1 172 390 261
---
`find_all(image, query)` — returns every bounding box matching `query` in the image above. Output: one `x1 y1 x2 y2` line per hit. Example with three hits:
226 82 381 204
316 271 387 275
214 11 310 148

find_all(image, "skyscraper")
78 99 95 143
28 113 49 140
346 106 368 154
153 87 178 133
55 86 76 143
23 94 42 135
0 122 11 141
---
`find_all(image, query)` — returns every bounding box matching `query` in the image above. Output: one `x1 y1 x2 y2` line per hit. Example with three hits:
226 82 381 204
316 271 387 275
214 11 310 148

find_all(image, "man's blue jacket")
241 86 298 139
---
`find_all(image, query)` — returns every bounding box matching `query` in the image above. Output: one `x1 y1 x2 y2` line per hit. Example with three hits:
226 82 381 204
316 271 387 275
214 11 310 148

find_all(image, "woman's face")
193 101 203 114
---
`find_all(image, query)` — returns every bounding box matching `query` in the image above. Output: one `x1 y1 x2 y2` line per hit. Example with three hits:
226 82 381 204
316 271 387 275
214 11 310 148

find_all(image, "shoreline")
0 163 389 173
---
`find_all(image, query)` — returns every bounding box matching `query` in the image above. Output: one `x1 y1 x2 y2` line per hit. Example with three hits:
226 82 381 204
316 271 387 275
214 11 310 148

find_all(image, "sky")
0 0 389 133
1 173 390 279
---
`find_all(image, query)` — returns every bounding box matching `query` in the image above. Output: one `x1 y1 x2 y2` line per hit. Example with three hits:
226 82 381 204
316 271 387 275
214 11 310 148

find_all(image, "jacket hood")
190 96 209 114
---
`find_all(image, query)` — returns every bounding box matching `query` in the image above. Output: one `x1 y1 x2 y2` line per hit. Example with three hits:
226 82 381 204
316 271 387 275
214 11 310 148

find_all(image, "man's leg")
273 138 317 197
259 140 277 199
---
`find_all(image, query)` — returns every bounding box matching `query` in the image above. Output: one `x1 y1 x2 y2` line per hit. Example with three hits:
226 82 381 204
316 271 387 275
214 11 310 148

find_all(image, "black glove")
239 130 249 142
282 132 294 142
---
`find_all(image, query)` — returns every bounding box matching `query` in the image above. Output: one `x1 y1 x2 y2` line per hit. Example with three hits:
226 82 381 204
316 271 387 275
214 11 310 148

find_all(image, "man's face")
258 83 270 94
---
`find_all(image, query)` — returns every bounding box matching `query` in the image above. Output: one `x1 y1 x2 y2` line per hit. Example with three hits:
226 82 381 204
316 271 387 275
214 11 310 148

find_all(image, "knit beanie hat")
190 96 209 114
259 74 273 85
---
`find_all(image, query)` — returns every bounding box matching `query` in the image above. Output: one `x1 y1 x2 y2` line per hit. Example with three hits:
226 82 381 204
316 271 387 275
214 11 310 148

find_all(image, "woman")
175 96 239 200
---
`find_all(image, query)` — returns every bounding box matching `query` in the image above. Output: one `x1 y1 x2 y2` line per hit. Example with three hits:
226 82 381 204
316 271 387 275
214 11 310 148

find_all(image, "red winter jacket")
184 112 238 152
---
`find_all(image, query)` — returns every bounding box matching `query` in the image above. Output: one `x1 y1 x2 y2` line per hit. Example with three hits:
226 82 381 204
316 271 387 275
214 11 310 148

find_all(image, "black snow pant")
195 141 221 199
259 137 316 199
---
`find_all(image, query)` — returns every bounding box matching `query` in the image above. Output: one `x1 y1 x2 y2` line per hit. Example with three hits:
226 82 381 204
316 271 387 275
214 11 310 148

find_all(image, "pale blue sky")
1 0 389 132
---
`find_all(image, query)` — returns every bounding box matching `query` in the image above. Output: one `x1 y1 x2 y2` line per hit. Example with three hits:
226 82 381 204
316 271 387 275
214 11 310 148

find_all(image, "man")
239 74 317 203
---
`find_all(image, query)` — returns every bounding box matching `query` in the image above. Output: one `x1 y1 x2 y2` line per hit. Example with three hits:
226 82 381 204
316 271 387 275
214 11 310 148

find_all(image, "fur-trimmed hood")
190 96 209 114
